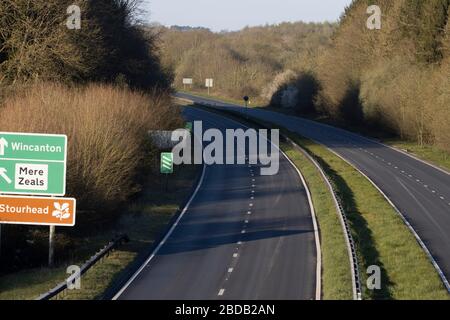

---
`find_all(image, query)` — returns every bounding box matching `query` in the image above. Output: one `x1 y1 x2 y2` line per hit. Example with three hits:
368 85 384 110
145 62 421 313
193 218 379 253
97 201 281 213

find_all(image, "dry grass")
0 82 183 214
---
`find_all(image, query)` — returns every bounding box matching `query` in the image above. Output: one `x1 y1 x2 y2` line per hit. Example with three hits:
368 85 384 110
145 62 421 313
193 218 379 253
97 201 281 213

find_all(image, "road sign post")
183 78 193 90
205 79 214 95
243 96 250 120
161 152 173 175
49 225 55 267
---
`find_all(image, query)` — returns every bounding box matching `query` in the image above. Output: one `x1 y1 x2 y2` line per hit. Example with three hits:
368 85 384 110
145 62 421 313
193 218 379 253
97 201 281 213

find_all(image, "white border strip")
282 147 322 300
112 164 207 300
193 106 322 300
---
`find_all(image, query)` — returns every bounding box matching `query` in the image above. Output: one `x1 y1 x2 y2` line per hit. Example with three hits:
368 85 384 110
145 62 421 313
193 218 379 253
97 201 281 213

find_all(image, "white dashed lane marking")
218 289 225 296
362 149 448 205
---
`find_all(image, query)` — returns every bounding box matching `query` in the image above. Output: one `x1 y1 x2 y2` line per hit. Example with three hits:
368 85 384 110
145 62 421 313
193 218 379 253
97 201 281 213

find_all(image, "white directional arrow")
0 168 12 184
0 137 8 156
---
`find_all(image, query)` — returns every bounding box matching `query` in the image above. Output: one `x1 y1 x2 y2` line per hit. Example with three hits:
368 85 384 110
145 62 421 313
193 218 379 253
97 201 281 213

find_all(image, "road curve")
176 92 450 291
114 106 318 300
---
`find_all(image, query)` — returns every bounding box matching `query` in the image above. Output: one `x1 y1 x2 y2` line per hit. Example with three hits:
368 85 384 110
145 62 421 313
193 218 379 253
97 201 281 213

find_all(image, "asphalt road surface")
115 106 318 300
176 92 450 290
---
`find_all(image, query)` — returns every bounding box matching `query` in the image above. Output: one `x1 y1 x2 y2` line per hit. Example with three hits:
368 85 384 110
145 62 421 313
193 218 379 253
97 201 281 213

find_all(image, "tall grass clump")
0 83 182 218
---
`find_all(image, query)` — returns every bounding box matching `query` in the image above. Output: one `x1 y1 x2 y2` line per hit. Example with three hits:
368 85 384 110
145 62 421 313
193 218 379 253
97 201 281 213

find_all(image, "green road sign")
161 152 173 174
0 132 67 196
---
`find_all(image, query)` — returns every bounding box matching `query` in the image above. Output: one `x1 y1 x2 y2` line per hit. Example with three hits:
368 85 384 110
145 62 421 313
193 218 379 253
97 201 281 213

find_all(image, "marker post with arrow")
161 152 174 192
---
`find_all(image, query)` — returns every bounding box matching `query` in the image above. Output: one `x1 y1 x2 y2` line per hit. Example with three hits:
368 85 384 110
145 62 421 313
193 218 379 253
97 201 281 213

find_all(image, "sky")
141 0 353 31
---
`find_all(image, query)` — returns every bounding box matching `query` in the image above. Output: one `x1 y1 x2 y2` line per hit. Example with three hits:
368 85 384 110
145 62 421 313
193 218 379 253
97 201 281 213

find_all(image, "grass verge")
0 162 200 300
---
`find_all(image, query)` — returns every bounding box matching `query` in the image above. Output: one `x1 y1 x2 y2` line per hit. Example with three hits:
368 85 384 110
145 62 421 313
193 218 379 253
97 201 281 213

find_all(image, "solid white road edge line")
282 147 323 301
112 163 207 300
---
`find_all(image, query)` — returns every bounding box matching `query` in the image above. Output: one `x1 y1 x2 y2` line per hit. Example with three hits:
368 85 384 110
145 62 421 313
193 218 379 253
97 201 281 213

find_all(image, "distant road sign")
161 152 173 174
0 195 76 226
205 79 214 88
183 78 193 85
0 132 67 196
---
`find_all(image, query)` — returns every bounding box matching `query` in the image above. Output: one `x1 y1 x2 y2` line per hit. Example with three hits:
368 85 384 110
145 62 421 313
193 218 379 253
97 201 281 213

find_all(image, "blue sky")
141 0 353 31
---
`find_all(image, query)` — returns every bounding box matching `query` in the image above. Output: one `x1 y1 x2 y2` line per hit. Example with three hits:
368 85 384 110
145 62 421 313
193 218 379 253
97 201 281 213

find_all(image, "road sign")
183 78 193 85
0 132 67 196
0 195 76 226
205 79 214 88
205 79 214 95
161 152 173 174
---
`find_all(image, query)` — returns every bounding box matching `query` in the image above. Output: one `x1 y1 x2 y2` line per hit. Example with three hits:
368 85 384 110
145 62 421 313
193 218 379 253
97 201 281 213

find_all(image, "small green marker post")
161 152 173 191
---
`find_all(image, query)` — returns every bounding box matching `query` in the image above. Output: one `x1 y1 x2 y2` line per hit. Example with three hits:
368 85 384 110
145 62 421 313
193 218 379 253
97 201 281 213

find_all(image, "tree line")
159 22 336 103
0 0 170 90
161 1 450 152
0 0 178 271
309 0 450 151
